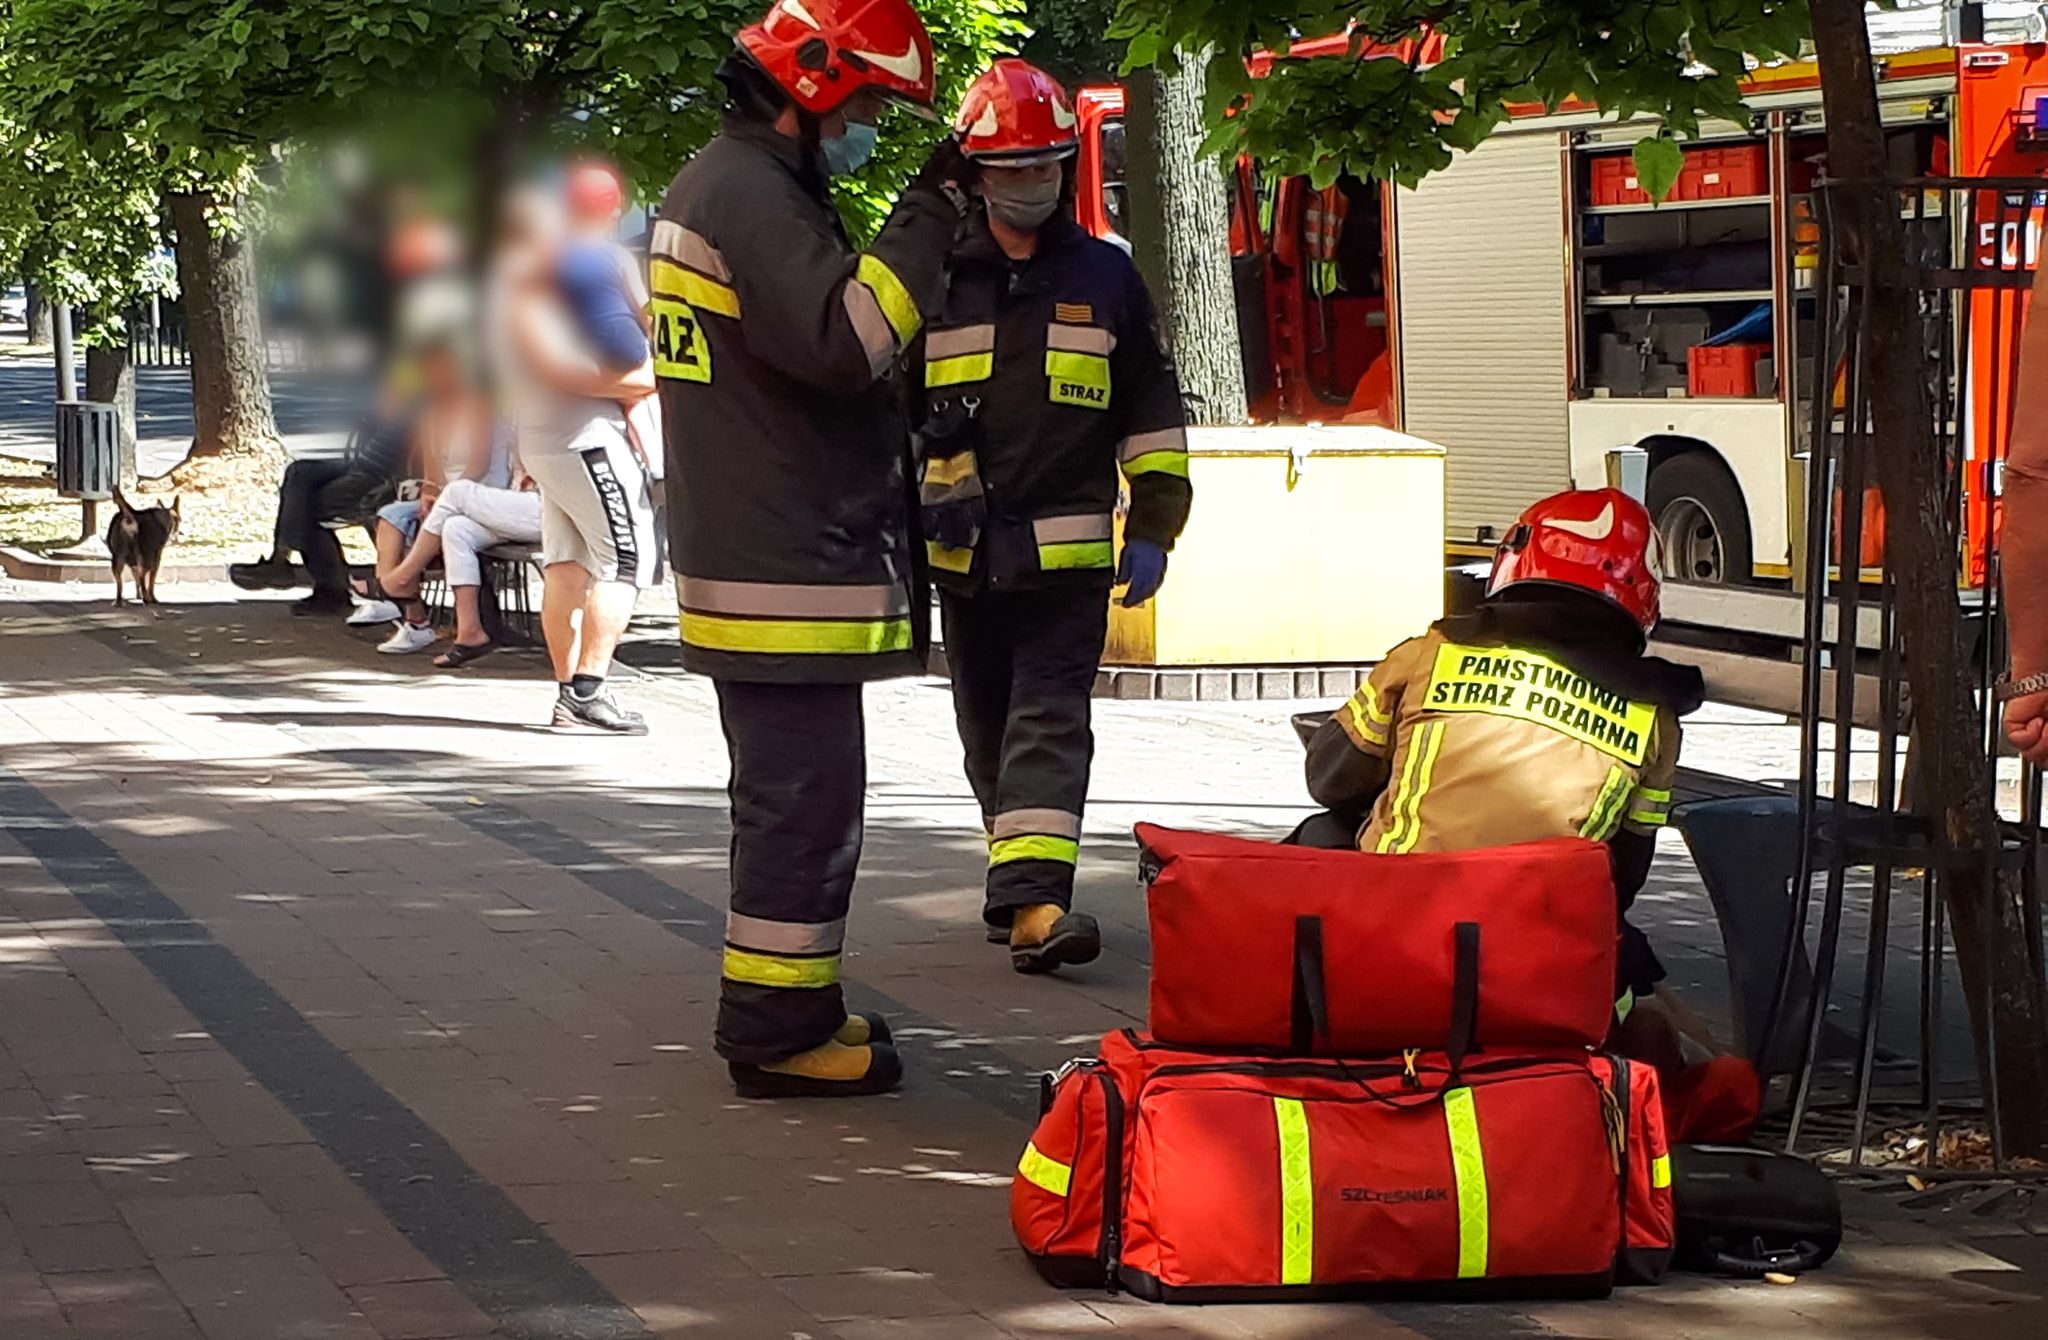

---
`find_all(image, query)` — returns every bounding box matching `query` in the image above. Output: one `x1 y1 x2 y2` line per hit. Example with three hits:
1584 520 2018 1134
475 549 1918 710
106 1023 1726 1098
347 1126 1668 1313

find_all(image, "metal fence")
1781 176 2046 1175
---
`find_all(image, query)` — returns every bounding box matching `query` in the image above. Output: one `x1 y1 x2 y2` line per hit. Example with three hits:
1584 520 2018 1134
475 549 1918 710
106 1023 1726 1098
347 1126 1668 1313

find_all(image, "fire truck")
1075 38 2048 586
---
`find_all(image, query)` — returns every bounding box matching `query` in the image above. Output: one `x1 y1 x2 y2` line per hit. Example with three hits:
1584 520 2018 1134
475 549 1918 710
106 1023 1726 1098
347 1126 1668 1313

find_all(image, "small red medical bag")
1014 1030 1648 1301
1137 826 1620 1054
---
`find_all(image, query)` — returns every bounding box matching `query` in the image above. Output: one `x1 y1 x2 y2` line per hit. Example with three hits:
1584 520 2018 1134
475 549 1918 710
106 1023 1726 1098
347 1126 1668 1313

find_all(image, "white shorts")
521 420 659 588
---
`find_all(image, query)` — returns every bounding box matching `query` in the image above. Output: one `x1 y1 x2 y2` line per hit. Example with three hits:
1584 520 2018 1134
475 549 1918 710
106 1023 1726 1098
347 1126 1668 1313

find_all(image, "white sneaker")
377 622 438 655
348 599 403 626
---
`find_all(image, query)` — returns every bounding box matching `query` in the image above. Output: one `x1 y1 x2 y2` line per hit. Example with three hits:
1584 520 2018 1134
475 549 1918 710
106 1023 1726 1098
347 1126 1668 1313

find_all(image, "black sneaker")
551 688 649 735
290 589 355 617
229 557 302 591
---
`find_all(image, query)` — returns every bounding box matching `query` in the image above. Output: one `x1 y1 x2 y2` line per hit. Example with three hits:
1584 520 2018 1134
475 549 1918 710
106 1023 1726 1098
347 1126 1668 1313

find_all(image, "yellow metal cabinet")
1106 425 1446 667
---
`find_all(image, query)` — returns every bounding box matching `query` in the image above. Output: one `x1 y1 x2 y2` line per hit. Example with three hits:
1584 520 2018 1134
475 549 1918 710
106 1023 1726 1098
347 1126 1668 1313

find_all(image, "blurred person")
492 187 659 733
652 0 966 1097
363 335 509 654
558 161 665 479
378 472 543 668
228 214 470 616
917 61 1190 974
2003 261 2048 765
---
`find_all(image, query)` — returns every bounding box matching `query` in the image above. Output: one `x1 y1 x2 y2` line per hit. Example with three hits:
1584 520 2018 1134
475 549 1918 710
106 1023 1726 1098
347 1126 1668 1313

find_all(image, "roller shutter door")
1396 132 1572 544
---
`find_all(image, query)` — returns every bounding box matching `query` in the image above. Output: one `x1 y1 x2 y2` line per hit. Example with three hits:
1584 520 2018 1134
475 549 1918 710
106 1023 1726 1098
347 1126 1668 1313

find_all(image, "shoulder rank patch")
1055 302 1093 324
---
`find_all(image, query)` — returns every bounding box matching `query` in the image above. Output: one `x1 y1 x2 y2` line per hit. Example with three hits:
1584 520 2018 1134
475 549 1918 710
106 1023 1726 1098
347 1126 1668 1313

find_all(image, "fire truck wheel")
1647 451 1752 586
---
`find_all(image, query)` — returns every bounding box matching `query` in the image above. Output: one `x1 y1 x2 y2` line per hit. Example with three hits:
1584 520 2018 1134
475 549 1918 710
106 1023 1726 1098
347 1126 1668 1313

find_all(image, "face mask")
982 175 1063 231
820 122 878 177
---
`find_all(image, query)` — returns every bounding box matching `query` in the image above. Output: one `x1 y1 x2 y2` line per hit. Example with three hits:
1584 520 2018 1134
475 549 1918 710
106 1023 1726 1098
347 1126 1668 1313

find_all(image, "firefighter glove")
1116 538 1168 608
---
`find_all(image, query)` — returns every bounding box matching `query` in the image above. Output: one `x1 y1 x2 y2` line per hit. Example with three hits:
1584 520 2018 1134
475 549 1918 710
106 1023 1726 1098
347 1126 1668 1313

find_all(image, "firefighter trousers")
941 587 1109 930
713 679 865 1066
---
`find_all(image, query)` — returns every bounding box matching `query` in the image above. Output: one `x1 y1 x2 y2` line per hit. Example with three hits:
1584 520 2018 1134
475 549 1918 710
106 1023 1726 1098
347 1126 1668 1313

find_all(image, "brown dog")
107 488 181 606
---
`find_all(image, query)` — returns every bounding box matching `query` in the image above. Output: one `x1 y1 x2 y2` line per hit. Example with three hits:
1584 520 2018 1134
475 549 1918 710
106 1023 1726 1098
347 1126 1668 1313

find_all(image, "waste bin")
55 401 122 501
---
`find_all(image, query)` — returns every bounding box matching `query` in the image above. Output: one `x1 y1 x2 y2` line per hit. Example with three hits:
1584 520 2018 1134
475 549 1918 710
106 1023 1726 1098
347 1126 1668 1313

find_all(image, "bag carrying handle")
1448 921 1481 1076
1712 1239 1829 1279
1289 915 1331 1055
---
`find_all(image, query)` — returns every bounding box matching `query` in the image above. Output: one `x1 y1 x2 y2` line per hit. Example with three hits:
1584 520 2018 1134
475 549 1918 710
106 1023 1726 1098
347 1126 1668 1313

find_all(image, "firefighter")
1301 488 1711 1070
918 60 1192 973
653 0 967 1098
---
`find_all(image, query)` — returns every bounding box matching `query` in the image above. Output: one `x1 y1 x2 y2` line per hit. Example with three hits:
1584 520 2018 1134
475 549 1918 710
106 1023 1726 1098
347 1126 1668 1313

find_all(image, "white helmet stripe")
778 0 824 29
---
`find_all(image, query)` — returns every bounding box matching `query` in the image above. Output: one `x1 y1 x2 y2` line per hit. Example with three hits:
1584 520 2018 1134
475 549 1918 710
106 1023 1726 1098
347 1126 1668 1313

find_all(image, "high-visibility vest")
1304 186 1348 297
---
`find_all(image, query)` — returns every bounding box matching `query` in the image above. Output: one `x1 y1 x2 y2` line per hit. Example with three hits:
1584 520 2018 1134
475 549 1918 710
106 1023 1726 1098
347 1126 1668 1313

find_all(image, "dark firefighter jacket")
912 214 1191 593
653 112 954 683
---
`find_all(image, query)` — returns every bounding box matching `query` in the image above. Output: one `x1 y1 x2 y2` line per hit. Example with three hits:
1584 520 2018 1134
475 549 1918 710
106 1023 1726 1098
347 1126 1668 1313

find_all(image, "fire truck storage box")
1589 144 1767 208
1105 425 1445 667
1688 344 1770 398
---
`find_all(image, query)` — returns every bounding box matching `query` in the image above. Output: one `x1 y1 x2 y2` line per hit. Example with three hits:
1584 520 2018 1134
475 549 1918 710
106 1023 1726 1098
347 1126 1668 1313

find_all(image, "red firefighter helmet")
1486 487 1663 636
954 59 1081 165
737 0 938 117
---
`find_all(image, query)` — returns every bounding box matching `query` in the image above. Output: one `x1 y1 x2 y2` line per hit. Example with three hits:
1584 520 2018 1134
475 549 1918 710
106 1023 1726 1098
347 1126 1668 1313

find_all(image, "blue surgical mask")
821 122 879 177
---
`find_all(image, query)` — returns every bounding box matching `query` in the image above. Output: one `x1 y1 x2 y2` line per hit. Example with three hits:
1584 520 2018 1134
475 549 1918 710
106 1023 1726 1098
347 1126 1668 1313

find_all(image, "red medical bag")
1137 826 1619 1054
1590 1054 1677 1284
1014 1030 1640 1301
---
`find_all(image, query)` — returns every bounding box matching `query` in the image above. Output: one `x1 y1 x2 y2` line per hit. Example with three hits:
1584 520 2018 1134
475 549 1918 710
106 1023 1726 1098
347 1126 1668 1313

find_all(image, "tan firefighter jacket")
1307 628 1682 855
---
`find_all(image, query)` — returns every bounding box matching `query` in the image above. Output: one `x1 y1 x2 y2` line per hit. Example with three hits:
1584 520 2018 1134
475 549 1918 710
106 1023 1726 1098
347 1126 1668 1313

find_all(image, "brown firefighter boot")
729 1034 903 1099
1009 902 1102 975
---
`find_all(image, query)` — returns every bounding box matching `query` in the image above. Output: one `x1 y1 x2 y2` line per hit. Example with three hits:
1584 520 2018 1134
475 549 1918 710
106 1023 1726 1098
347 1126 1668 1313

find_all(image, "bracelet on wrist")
1998 670 2048 702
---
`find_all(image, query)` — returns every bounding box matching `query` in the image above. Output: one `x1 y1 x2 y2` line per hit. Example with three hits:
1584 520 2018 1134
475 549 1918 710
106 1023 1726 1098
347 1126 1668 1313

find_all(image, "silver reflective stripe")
928 324 997 360
649 221 732 282
1046 323 1116 356
842 283 899 376
676 576 910 619
992 808 1083 840
726 912 846 955
1033 513 1114 545
1118 425 1188 462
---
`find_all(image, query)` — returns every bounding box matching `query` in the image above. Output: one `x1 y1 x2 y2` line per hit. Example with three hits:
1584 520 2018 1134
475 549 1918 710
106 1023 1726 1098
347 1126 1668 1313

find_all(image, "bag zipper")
1094 1066 1125 1294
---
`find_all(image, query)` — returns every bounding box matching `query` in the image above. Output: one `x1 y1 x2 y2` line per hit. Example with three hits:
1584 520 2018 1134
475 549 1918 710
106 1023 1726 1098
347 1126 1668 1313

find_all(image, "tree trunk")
84 334 137 486
167 190 280 464
1122 50 1248 427
1812 0 2048 1156
24 283 51 345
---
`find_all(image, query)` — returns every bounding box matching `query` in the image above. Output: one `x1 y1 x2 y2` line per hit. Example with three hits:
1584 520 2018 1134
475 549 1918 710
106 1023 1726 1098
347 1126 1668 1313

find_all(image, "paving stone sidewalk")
0 581 2042 1339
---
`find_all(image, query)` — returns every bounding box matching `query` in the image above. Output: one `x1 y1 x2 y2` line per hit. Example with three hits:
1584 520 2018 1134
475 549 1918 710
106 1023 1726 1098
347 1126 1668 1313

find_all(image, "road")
0 356 365 478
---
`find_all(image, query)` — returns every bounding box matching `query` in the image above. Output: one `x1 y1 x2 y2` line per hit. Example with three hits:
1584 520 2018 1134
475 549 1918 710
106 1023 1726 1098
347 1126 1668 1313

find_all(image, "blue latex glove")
1116 538 1168 608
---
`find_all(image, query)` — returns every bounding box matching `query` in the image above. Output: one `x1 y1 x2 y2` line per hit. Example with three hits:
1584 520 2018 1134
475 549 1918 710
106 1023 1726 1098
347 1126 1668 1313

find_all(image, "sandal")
434 640 499 669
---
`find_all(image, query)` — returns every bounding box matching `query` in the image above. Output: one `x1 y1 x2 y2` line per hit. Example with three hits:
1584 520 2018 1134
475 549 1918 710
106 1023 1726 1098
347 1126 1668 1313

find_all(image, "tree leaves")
1632 134 1684 202
1111 0 1816 187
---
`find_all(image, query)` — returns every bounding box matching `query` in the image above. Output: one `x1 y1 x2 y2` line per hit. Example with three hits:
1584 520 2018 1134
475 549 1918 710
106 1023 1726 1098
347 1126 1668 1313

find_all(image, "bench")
418 544 542 647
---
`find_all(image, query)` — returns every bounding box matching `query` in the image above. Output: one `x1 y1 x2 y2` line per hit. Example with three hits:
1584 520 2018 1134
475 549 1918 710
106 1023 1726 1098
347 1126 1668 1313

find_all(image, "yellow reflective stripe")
649 257 741 319
1273 1097 1314 1286
1580 766 1634 841
1627 784 1673 829
1038 541 1115 571
1651 1153 1672 1189
921 453 978 488
989 835 1080 867
1627 806 1671 828
1018 1141 1073 1197
926 540 975 574
926 352 994 387
1377 721 1445 854
1636 786 1673 805
1343 687 1389 748
1120 450 1190 479
856 254 921 342
722 947 840 989
679 612 913 656
1045 350 1111 387
1443 1087 1489 1280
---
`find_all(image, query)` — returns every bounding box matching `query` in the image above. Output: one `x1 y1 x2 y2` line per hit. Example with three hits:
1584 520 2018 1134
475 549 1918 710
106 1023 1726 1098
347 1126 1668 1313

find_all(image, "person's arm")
1612 709 1682 910
2005 262 2048 764
1305 643 1413 815
656 141 962 398
1113 265 1193 550
511 274 656 400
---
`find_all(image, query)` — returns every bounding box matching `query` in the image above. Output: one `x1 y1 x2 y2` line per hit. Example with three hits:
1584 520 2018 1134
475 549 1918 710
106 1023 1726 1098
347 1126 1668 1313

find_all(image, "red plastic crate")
1588 143 1768 207
1688 343 1770 397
